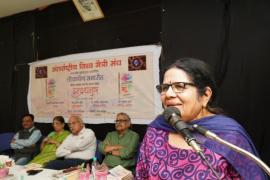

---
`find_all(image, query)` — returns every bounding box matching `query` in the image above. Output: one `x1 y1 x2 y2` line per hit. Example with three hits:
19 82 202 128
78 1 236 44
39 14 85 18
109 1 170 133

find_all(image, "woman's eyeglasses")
156 82 195 94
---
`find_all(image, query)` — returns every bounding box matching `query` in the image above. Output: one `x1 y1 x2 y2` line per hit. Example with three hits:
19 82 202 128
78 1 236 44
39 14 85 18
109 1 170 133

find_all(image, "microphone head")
163 107 181 123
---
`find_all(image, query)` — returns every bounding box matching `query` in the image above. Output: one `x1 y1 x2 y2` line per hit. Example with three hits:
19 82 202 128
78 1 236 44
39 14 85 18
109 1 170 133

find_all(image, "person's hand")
111 150 121 156
47 138 56 144
46 138 60 147
113 145 123 150
31 144 36 148
11 138 16 143
104 145 123 153
104 145 114 152
43 137 49 143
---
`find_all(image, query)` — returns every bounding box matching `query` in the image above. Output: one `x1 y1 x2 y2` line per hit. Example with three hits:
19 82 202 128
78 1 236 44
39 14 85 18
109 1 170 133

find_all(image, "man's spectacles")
156 82 196 94
115 119 128 124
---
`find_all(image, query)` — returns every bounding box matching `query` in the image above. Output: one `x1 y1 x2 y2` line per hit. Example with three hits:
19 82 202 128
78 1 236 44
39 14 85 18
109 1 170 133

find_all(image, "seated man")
10 113 42 165
98 112 139 170
45 116 96 170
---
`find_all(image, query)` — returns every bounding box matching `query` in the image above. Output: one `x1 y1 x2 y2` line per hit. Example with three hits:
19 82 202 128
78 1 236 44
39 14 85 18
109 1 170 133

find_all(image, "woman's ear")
202 86 212 107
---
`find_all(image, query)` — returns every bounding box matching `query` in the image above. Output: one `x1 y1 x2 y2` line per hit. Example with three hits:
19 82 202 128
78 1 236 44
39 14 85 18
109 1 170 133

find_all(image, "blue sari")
150 114 268 180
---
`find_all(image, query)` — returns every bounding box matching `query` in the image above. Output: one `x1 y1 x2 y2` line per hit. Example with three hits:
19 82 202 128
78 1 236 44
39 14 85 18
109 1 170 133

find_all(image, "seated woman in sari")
28 116 70 167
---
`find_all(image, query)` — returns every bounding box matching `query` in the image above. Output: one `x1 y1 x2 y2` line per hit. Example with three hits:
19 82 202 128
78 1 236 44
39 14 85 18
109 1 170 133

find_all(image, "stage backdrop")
28 45 162 124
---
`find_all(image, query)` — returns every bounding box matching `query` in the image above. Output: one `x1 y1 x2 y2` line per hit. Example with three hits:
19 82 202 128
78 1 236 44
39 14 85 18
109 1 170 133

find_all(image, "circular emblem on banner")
128 56 146 71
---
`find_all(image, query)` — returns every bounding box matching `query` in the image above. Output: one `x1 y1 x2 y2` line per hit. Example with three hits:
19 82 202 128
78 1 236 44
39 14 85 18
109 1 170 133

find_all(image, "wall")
0 0 161 142
161 0 270 164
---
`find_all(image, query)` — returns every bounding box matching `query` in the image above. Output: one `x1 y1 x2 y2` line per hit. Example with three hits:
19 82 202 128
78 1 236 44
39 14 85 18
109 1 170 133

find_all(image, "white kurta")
56 127 96 160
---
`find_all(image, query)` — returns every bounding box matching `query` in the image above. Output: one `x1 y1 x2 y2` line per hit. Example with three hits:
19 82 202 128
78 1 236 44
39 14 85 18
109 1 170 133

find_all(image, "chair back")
95 139 104 163
135 142 142 164
0 132 15 152
32 135 43 158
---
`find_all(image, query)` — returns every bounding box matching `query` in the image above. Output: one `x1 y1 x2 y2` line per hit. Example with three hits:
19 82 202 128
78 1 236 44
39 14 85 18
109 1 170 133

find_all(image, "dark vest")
14 127 40 160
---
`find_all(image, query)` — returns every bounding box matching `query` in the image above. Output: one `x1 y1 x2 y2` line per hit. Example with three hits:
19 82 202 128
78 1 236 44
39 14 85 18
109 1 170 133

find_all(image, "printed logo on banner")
35 66 48 78
128 55 146 71
120 73 133 97
47 79 56 98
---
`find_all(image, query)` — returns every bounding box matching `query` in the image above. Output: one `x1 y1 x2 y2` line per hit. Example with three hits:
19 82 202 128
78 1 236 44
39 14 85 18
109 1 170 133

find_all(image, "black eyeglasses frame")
156 82 196 94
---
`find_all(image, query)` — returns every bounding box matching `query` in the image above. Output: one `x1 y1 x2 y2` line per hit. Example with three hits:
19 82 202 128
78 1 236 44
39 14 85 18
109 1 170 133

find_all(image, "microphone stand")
192 124 270 176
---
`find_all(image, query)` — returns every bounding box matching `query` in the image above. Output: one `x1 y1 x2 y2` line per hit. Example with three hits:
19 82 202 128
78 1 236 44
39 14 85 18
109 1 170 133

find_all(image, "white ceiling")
0 0 68 18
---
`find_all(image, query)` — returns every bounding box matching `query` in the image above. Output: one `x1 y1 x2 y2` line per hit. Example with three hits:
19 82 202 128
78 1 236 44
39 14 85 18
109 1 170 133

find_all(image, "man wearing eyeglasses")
98 112 139 171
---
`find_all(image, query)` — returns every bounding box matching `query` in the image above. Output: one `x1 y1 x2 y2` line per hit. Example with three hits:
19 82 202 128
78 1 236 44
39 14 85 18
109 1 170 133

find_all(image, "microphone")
163 107 222 179
163 107 203 155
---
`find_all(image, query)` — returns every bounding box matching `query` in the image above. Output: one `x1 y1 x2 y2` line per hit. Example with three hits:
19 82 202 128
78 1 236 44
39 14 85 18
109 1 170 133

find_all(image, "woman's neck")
55 129 64 134
194 108 215 120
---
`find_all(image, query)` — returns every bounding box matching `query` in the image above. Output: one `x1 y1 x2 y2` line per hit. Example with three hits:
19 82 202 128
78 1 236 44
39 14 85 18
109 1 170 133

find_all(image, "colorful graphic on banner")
28 45 162 124
128 55 146 71
46 79 56 98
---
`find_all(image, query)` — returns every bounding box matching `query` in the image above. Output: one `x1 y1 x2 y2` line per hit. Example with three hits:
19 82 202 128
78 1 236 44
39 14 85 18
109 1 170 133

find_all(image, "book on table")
109 165 133 180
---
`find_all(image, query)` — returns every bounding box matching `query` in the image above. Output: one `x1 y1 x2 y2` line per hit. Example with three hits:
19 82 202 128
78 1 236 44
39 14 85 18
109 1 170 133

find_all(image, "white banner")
28 45 162 124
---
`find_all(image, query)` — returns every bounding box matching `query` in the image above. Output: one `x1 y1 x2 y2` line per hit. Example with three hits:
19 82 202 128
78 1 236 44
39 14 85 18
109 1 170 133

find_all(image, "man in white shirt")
44 116 96 170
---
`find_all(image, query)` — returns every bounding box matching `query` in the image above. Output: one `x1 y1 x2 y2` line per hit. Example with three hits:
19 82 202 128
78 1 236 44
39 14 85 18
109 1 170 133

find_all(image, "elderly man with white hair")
98 112 139 171
45 116 96 170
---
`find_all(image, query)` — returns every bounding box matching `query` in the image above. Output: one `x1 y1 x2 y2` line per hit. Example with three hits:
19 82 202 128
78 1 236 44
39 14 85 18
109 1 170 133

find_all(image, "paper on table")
109 165 133 180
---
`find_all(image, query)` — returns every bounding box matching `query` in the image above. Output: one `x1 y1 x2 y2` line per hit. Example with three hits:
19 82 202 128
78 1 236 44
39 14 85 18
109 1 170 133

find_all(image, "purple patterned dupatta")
149 115 268 180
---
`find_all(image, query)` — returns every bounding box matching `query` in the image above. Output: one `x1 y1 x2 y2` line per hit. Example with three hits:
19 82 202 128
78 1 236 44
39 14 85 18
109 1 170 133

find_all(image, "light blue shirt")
10 126 42 149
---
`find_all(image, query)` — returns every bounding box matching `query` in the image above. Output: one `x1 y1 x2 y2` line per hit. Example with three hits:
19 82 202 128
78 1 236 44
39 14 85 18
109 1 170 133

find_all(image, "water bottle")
91 157 98 180
86 163 90 173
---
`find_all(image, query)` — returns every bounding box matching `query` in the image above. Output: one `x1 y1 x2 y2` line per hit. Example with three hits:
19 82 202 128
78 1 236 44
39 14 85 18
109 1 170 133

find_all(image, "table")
6 165 58 180
5 165 119 180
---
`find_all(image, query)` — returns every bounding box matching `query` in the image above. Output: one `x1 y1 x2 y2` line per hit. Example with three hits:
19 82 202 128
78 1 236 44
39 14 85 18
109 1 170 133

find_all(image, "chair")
135 142 141 164
0 132 15 155
32 136 44 158
95 140 104 164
